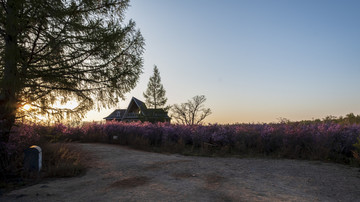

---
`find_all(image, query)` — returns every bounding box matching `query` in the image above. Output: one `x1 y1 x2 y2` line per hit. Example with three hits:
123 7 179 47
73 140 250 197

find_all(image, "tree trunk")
0 0 21 143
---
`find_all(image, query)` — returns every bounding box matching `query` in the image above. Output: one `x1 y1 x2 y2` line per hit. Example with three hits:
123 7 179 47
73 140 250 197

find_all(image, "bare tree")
171 95 211 125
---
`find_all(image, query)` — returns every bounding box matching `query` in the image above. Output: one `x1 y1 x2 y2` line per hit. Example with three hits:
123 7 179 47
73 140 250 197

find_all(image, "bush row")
3 121 360 165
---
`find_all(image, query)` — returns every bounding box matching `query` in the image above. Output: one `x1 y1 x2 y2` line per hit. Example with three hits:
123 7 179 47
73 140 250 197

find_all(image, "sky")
84 0 360 124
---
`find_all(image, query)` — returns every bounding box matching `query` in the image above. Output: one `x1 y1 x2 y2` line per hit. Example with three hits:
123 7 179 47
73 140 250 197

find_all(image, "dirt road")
2 143 360 201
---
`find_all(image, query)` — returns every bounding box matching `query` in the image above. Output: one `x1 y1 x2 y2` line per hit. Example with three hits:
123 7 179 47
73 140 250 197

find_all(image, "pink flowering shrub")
2 121 359 166
0 124 40 174
81 122 107 142
8 124 41 155
1 123 87 181
61 121 359 164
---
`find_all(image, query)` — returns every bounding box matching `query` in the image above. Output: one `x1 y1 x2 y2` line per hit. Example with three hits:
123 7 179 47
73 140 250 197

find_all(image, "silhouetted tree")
0 0 144 142
171 95 211 125
143 65 167 109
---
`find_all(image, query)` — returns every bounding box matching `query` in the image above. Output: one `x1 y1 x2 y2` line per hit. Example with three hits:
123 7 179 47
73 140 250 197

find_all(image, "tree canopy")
143 65 167 109
0 0 144 141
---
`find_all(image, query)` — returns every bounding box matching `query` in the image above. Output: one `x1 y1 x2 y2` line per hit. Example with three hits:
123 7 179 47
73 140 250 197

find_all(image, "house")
104 97 171 123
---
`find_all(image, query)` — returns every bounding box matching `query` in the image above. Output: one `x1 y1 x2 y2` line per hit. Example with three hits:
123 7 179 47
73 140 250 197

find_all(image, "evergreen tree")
143 65 167 109
0 0 145 142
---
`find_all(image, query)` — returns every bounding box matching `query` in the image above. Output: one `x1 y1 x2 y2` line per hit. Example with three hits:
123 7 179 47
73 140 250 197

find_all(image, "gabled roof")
132 97 147 112
104 109 126 120
104 97 171 122
123 97 147 118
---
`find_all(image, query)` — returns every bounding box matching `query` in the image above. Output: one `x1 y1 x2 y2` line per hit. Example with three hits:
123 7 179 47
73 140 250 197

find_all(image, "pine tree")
143 65 167 109
0 0 145 142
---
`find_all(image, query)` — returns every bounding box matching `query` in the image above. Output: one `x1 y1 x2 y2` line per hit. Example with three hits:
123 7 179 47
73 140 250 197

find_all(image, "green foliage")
0 0 145 138
143 65 167 109
353 136 360 164
354 137 360 149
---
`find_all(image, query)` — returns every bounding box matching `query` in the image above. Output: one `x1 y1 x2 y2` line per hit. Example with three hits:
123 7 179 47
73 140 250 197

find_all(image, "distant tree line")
296 113 360 125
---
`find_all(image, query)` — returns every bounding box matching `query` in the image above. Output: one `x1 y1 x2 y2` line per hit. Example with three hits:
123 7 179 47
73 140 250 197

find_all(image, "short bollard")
24 145 42 173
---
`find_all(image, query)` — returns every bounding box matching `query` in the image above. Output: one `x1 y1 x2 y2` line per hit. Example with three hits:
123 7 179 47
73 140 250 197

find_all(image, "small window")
116 111 121 117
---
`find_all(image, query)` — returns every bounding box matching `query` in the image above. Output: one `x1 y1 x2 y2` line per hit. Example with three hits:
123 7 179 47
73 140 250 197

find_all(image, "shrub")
4 121 360 172
353 136 360 165
63 121 360 165
1 123 86 191
41 143 86 178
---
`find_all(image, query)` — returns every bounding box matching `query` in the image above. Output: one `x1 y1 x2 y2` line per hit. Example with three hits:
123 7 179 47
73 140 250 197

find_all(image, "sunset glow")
22 104 31 111
84 0 360 124
53 101 78 110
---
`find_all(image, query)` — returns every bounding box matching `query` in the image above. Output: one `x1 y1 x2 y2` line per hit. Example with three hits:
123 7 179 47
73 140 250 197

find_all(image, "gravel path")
2 143 360 201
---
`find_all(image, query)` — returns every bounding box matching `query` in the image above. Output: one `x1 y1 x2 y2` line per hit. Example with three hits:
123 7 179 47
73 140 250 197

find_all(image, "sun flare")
53 101 78 110
23 104 31 111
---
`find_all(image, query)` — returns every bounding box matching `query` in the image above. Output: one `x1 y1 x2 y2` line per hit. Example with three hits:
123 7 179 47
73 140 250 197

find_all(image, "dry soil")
2 143 360 201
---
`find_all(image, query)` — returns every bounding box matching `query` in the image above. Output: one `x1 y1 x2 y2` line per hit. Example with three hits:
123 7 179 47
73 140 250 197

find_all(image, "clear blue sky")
84 0 360 124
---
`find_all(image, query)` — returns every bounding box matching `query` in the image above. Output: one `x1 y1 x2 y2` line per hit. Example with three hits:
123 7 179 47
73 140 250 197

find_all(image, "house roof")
132 97 147 112
104 109 126 120
104 97 170 121
144 109 170 118
123 97 147 117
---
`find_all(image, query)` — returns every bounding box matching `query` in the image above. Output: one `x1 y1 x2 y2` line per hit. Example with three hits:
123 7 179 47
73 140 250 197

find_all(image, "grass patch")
0 143 87 194
41 143 87 178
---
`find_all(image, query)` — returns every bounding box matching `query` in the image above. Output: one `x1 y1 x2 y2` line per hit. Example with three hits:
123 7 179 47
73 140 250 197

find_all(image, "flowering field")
3 121 360 167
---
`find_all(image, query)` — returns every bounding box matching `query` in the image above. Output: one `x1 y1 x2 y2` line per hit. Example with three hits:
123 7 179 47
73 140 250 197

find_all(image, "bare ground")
2 143 360 201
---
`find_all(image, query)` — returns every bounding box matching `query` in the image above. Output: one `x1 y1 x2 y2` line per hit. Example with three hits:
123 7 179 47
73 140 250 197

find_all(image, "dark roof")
104 109 126 120
144 109 170 118
123 97 147 117
132 97 147 112
104 97 171 122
